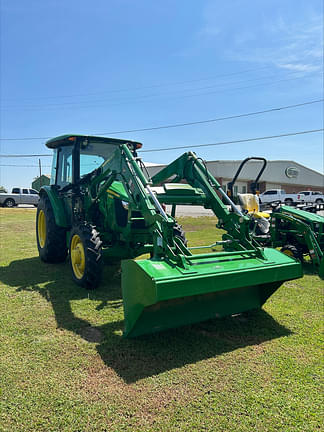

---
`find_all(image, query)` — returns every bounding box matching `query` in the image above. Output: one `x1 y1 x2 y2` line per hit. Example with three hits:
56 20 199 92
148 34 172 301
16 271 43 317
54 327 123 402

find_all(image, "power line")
98 99 324 135
139 129 324 153
0 98 322 143
2 70 322 111
0 164 51 167
1 66 271 102
0 154 52 157
0 129 322 161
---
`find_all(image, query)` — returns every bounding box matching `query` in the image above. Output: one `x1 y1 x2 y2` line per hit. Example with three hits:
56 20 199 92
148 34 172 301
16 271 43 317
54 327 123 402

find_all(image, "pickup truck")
259 189 302 205
0 188 39 207
297 190 324 204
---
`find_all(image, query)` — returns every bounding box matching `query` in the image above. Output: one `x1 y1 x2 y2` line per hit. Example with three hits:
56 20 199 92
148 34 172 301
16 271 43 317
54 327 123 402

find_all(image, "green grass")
0 208 323 431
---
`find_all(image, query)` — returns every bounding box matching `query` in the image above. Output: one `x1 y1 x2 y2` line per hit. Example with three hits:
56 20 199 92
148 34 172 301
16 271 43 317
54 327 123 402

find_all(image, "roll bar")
227 157 267 196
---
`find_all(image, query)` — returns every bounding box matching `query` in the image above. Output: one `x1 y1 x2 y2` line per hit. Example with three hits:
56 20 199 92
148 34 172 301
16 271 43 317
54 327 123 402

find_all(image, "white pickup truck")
0 187 39 207
297 190 324 204
259 189 302 205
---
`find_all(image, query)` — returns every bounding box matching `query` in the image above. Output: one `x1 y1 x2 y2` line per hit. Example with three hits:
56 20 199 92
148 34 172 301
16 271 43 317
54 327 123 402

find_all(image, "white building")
146 160 324 195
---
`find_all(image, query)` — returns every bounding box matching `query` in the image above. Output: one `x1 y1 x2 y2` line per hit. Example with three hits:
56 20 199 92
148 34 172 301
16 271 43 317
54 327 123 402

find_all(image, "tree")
0 186 7 193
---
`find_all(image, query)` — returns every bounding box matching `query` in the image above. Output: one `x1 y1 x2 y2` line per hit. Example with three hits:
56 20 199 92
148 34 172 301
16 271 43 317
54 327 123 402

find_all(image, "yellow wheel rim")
38 210 46 248
283 249 294 257
71 234 85 279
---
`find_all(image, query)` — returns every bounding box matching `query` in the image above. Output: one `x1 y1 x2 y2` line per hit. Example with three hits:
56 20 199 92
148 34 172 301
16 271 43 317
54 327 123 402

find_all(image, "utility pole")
39 159 42 189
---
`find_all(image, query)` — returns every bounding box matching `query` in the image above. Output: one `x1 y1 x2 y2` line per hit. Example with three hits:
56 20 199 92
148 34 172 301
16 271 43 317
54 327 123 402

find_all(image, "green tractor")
36 135 302 337
227 157 324 278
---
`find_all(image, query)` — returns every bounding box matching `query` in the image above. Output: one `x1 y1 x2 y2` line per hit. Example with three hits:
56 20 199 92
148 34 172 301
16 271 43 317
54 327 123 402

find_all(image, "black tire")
284 198 293 206
69 224 103 289
280 244 303 261
173 223 188 246
36 194 68 263
315 198 323 204
4 198 15 208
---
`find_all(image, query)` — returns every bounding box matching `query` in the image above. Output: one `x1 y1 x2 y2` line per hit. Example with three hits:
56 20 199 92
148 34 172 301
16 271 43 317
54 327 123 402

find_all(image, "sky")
0 0 323 191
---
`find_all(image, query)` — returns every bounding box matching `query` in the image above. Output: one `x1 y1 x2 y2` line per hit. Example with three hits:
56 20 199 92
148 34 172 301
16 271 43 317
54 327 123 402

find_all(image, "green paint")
40 186 69 227
122 248 302 337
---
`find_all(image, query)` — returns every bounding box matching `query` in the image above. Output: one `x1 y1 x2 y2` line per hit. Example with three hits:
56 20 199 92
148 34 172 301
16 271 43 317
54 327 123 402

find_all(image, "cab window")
56 146 73 187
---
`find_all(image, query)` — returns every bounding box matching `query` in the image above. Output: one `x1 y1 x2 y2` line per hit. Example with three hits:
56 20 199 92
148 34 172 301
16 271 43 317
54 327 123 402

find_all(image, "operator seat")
237 193 270 219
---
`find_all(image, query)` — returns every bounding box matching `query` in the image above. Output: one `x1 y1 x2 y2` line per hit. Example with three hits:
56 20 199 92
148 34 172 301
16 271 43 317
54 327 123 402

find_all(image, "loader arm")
82 143 189 264
151 151 258 253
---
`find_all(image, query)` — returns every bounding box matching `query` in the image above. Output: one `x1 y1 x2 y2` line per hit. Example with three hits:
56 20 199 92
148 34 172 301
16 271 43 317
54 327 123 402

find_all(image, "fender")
40 186 69 228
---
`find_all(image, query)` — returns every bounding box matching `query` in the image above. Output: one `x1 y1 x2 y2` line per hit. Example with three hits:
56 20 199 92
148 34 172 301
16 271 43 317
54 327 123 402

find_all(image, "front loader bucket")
121 248 302 338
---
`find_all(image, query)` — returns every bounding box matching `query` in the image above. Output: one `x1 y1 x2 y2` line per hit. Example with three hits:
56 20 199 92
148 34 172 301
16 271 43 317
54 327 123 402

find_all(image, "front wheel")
4 198 15 207
69 224 103 289
280 244 303 261
315 198 323 204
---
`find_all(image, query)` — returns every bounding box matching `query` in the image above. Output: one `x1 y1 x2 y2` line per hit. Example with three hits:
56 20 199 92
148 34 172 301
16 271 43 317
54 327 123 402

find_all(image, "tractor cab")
46 134 142 189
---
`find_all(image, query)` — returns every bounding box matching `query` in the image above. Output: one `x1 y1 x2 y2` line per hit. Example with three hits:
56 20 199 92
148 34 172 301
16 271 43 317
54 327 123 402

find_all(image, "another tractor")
36 135 303 337
227 157 324 278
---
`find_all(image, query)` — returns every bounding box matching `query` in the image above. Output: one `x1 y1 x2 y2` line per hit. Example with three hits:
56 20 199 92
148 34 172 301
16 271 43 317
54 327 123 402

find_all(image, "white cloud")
232 13 323 74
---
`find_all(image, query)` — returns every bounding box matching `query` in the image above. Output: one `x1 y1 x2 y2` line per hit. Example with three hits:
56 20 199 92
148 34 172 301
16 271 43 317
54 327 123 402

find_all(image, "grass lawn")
0 208 323 431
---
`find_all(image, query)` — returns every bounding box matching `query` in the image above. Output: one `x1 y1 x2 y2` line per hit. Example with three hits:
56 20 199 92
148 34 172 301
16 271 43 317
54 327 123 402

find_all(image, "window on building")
242 186 247 193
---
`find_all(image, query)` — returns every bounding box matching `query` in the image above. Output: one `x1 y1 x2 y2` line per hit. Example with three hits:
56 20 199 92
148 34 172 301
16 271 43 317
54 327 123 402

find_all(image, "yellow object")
282 249 294 257
37 210 46 247
238 193 270 219
107 189 120 197
70 234 85 279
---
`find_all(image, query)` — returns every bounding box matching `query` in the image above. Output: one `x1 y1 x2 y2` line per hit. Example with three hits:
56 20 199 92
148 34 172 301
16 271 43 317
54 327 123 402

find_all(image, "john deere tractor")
36 135 303 337
226 157 324 278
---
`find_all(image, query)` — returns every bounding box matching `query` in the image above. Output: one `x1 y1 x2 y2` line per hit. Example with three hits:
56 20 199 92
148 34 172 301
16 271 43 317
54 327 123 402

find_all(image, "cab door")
55 145 73 223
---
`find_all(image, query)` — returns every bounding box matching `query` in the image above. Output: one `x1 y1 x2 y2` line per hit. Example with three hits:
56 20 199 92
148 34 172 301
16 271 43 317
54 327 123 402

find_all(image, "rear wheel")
315 198 323 204
69 224 103 289
4 198 15 208
36 194 68 263
280 244 303 261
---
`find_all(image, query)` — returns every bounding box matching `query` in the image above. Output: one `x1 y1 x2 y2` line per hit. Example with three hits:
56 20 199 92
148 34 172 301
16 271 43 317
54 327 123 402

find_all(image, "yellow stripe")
107 189 120 198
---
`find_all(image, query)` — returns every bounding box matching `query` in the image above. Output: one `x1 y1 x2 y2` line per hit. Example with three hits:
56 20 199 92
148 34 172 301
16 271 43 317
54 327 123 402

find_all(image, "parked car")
259 189 302 205
0 188 39 207
297 191 324 204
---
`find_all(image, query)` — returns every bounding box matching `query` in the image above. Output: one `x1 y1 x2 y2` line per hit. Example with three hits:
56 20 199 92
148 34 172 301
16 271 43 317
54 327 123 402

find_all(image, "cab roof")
45 134 143 149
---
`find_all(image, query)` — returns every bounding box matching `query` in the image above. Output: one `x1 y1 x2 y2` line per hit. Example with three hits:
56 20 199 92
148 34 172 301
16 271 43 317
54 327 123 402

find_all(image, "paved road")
10 204 324 218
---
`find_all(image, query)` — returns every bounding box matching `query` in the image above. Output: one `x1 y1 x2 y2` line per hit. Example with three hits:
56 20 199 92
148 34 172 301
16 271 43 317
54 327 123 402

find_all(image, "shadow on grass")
0 256 292 383
301 260 322 277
